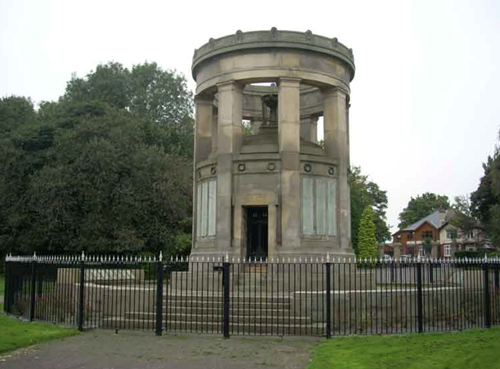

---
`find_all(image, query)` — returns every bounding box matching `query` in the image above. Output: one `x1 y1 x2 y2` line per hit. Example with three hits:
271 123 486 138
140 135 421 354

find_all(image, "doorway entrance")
246 206 268 260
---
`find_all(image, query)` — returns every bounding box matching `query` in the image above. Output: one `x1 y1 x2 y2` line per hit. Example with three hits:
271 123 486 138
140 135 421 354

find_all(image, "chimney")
438 205 446 225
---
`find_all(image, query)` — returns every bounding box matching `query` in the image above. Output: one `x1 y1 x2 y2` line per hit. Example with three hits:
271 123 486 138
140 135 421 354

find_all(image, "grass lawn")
0 304 79 355
307 328 500 369
0 275 4 296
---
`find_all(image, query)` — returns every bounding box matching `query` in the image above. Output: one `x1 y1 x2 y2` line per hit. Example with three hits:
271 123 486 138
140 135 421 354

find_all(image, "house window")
446 229 458 240
396 235 401 242
444 245 451 257
302 177 336 236
196 179 217 238
422 231 433 240
407 232 413 241
465 230 474 239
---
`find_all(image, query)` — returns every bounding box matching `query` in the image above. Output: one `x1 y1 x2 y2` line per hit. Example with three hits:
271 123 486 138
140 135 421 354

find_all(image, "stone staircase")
102 290 324 335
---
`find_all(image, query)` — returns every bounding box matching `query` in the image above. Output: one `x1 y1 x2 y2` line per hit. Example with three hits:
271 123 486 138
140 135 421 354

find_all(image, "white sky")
1 0 499 234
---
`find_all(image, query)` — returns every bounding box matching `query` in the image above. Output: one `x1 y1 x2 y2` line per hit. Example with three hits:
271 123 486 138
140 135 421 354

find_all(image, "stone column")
193 96 213 246
393 243 402 260
216 81 243 252
310 115 318 143
300 115 319 143
268 204 277 259
194 96 213 163
323 87 351 251
278 77 301 249
300 117 311 141
431 241 440 259
211 109 218 156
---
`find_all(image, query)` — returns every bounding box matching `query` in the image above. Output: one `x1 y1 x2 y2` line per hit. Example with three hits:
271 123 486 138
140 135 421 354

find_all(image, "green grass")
0 304 79 355
307 328 500 369
0 275 4 296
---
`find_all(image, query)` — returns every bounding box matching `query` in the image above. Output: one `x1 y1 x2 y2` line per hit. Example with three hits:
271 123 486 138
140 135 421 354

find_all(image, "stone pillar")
216 81 243 252
300 115 319 143
323 87 351 251
310 115 318 143
211 109 218 156
393 243 402 260
193 96 213 245
431 241 440 259
268 204 277 259
300 117 311 141
278 77 301 249
194 96 213 163
251 119 262 135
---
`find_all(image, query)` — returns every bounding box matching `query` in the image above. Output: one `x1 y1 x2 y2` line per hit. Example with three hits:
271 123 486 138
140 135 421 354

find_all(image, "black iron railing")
3 254 500 338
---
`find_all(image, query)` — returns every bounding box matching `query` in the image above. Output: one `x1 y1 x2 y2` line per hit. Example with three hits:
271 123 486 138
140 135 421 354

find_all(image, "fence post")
155 252 164 336
77 251 86 331
494 264 499 290
4 256 9 313
29 253 37 322
325 260 332 339
429 260 434 284
416 261 423 333
484 262 491 329
222 256 230 339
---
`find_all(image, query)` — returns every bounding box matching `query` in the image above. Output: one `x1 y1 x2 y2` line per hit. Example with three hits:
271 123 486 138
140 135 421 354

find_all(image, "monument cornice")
192 28 355 81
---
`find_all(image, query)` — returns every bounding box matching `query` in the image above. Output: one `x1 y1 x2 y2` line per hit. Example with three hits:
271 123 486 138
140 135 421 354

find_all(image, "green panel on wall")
208 180 217 236
328 179 336 236
316 178 326 235
197 184 202 237
302 176 314 235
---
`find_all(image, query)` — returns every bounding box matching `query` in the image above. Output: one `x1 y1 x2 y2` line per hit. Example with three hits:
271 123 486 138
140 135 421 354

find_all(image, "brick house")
392 208 488 258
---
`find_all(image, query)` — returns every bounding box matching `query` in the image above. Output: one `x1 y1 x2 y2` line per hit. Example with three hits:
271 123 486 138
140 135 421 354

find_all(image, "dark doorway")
246 206 268 260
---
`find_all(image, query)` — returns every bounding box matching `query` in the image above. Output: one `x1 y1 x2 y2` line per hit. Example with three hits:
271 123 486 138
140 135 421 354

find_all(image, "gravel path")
0 330 320 369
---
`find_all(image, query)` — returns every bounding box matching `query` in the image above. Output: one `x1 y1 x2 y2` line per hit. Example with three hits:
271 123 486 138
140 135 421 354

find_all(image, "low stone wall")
293 287 498 333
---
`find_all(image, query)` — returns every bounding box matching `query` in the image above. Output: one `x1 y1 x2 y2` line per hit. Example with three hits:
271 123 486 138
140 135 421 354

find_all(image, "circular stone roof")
192 28 355 81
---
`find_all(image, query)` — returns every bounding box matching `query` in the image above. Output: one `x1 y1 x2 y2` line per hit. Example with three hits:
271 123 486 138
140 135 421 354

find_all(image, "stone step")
102 317 325 335
162 306 294 316
163 301 291 311
125 312 311 324
163 294 291 304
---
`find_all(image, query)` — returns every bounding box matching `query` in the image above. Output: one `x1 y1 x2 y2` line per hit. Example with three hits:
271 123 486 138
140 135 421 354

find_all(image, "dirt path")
0 330 320 369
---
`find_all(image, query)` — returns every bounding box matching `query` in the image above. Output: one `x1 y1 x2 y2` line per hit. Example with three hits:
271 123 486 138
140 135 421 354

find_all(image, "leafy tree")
349 166 390 254
62 61 194 158
471 154 499 225
0 96 37 134
22 104 192 254
0 61 195 256
398 192 451 229
471 132 500 246
357 207 378 260
451 195 480 235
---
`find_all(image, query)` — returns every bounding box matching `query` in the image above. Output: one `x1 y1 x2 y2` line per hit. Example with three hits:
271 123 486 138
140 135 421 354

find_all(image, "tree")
357 207 378 260
0 96 37 134
23 104 192 254
451 195 480 235
349 166 390 254
471 132 500 246
62 61 194 158
0 61 195 256
398 192 451 229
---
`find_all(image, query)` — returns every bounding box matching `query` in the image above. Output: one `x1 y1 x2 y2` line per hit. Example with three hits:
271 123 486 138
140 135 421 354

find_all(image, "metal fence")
3 254 500 338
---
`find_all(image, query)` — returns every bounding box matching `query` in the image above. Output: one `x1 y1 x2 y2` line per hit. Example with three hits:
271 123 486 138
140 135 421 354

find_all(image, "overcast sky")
1 0 499 234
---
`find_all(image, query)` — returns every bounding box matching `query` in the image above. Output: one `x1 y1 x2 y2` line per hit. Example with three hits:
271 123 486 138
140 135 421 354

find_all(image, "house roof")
400 209 455 232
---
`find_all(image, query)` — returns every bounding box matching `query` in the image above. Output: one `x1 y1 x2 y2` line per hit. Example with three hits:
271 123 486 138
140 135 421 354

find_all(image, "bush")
454 250 483 259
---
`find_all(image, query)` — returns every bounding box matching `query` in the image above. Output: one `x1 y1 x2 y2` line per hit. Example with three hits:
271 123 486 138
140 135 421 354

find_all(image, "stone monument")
191 29 355 261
